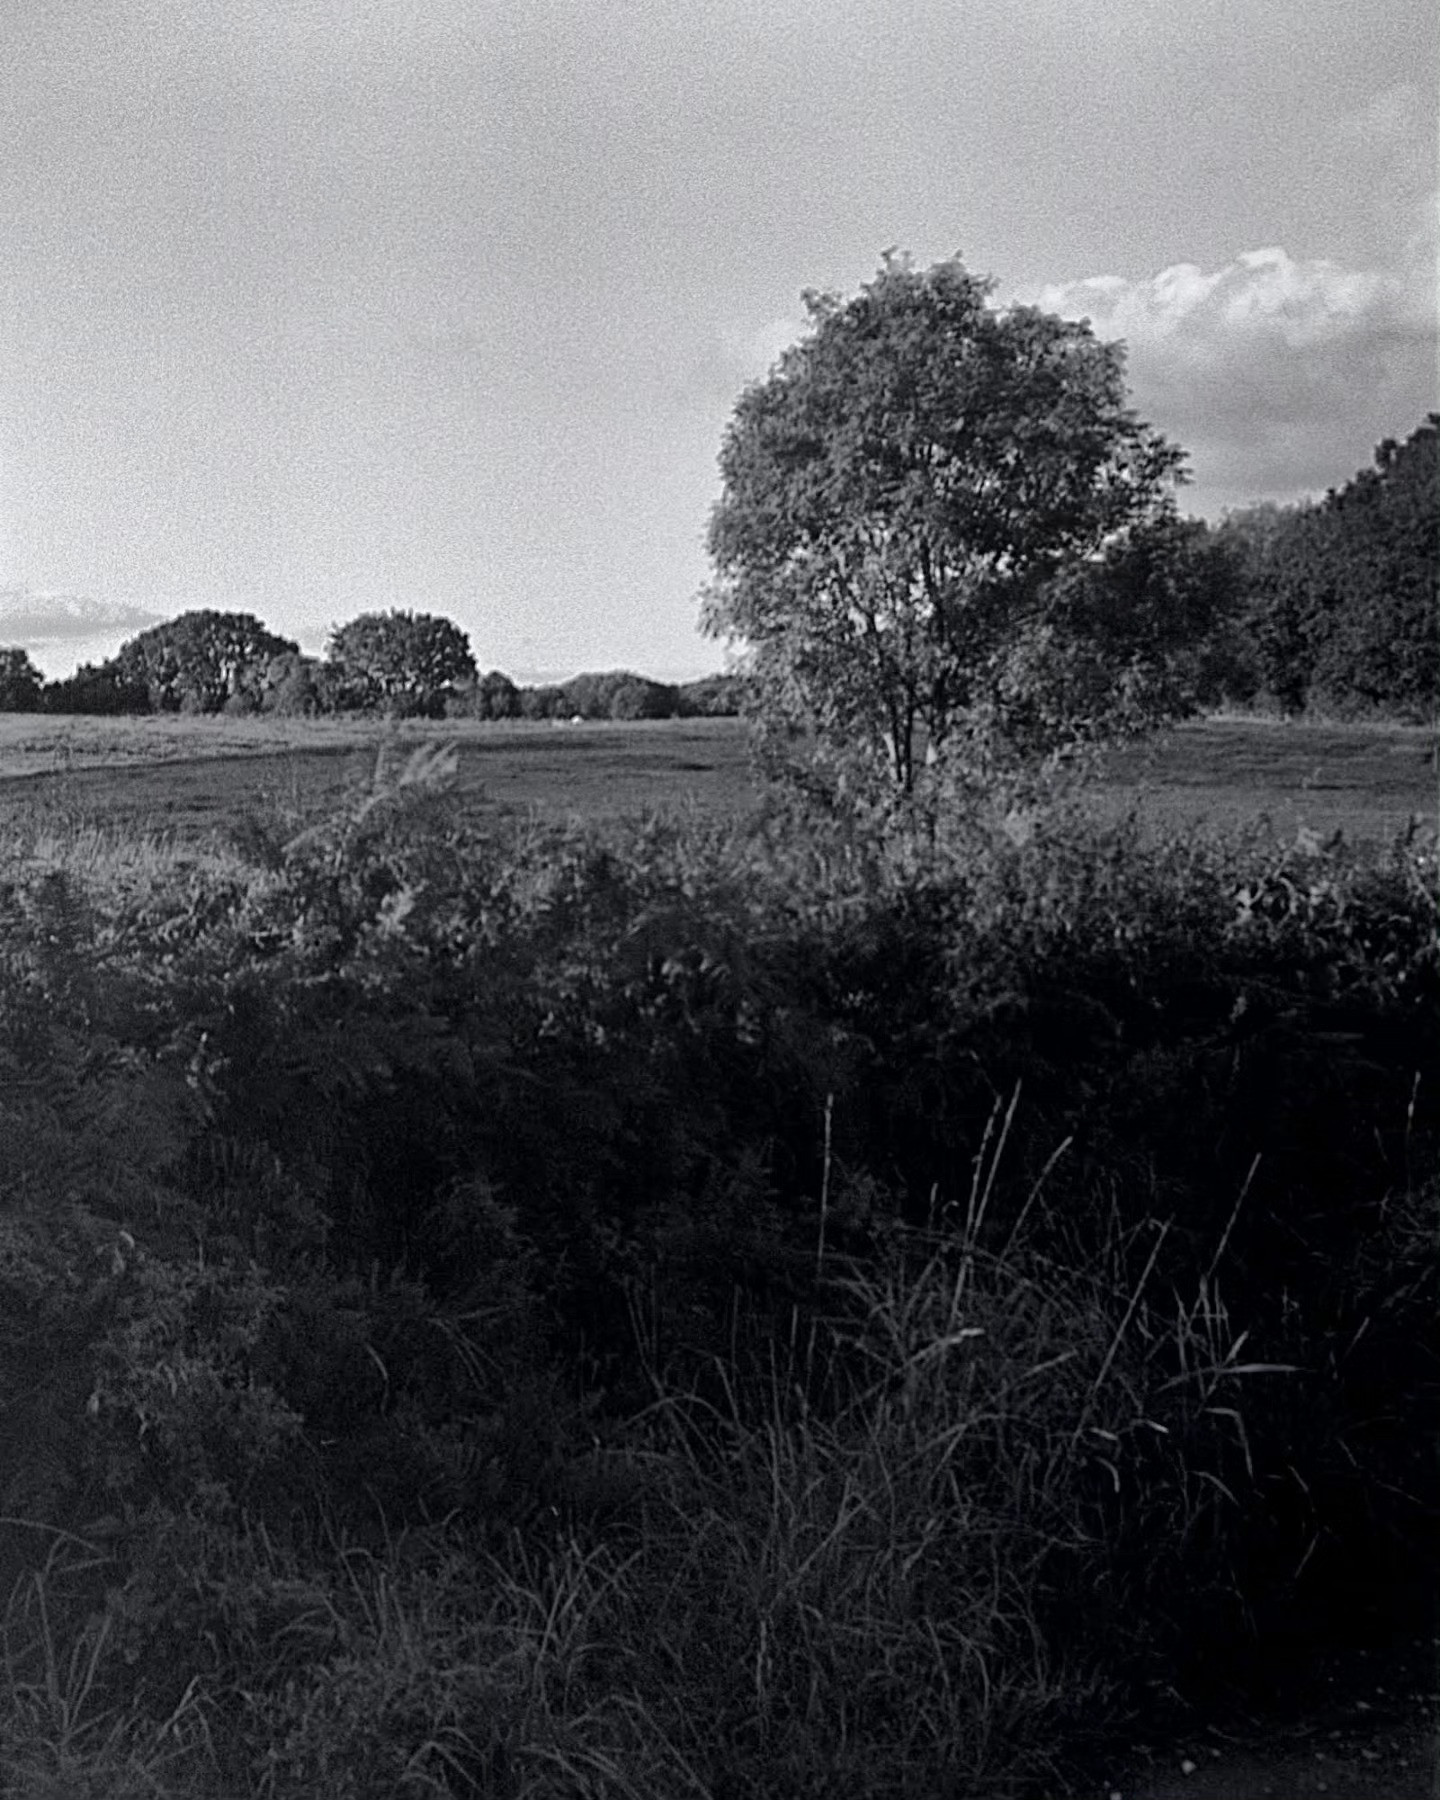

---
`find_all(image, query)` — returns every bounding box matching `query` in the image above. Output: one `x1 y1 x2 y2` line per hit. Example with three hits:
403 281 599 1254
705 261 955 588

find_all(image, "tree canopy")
1006 512 1252 744
113 611 299 714
1216 417 1438 718
555 670 681 721
326 611 476 717
0 647 44 712
703 254 1190 793
1303 416 1437 714
447 669 522 721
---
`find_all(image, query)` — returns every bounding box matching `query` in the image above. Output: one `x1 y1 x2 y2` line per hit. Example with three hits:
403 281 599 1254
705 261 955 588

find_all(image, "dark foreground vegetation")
0 754 1434 1797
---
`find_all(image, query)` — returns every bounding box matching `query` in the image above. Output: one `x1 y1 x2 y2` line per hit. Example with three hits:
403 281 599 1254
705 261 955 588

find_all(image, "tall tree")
326 611 476 716
114 611 298 713
0 648 44 712
1309 417 1438 715
1218 420 1439 718
703 254 1187 793
1212 504 1302 711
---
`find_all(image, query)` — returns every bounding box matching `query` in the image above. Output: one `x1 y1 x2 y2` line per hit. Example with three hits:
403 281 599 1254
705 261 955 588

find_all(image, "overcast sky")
3 0 1436 680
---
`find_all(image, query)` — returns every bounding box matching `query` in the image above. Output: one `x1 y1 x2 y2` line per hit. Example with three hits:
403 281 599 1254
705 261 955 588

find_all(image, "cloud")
0 589 166 642
1023 243 1437 510
0 590 170 680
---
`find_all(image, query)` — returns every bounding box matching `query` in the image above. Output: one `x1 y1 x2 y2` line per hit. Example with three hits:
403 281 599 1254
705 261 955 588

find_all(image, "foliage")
0 786 1433 1793
704 252 1188 794
1308 415 1439 714
258 652 333 718
676 671 744 716
1031 512 1257 728
0 648 44 713
606 675 679 721
112 611 300 715
325 611 476 718
1209 502 1292 709
518 683 567 720
445 669 522 721
454 670 736 722
1218 418 1439 717
41 658 151 716
557 670 682 721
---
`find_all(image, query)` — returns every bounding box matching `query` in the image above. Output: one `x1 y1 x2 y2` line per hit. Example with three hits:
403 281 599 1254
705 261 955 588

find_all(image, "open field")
1095 715 1437 844
0 711 1433 845
0 715 753 837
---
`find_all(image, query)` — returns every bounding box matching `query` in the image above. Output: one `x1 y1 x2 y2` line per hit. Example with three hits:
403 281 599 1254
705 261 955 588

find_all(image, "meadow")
0 710 1434 845
0 710 1433 1797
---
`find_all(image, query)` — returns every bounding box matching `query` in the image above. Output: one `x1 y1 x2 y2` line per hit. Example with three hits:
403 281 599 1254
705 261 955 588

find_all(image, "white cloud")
0 588 165 641
1034 246 1418 350
1023 243 1437 510
0 589 170 680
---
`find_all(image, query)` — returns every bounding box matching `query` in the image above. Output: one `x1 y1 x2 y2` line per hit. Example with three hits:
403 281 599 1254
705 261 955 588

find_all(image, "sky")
2 0 1436 682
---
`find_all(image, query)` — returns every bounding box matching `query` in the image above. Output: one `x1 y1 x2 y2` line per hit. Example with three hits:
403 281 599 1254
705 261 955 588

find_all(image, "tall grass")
0 1165 1306 1798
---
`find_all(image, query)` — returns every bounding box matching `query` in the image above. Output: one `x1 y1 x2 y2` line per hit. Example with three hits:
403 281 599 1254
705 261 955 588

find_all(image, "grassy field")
0 711 1433 845
1096 714 1437 843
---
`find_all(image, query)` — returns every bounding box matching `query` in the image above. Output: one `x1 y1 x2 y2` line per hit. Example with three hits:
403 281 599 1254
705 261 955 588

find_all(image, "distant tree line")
0 606 745 721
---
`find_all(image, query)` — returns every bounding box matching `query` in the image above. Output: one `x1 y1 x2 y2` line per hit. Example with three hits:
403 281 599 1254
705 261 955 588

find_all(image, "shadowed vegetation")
0 747 1433 1795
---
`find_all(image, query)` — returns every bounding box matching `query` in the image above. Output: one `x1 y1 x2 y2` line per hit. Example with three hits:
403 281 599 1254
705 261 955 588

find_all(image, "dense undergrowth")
0 747 1435 1796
